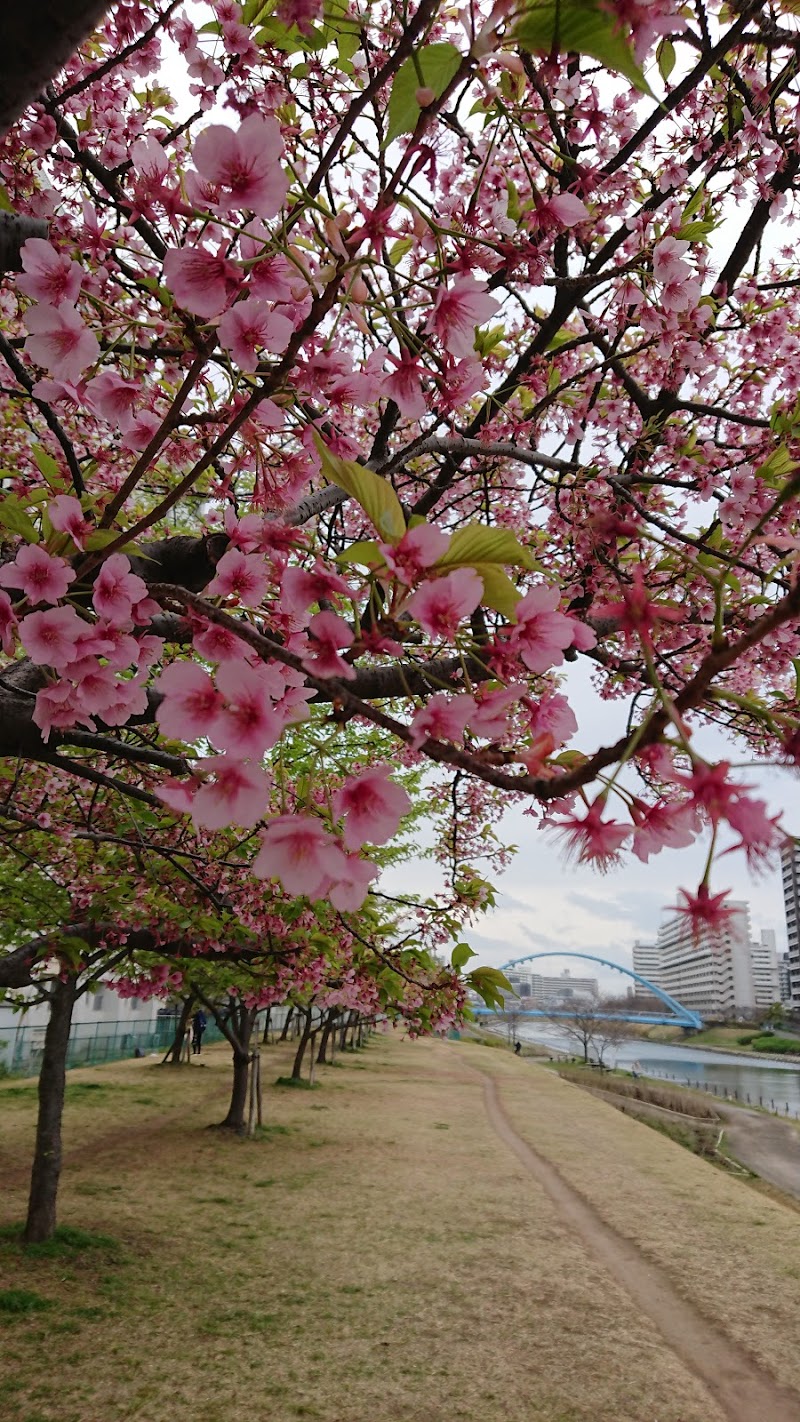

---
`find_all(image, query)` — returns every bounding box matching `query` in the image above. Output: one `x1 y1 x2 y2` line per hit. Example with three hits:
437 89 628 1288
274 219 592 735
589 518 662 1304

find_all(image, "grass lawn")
1 1033 798 1421
646 1023 800 1052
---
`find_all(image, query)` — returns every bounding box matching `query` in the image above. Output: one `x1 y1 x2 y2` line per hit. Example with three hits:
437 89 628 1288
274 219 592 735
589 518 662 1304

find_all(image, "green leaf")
755 444 798 487
656 37 676 82
436 523 537 571
334 539 385 568
472 564 521 620
32 444 66 491
676 218 717 242
680 182 707 223
385 42 463 144
451 942 476 971
0 496 38 542
505 178 521 223
511 0 651 94
388 236 414 265
313 434 406 543
0 185 15 214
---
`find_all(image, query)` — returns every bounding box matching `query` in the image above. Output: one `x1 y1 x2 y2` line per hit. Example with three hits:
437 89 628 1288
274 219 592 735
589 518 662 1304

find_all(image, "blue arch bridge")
472 951 704 1031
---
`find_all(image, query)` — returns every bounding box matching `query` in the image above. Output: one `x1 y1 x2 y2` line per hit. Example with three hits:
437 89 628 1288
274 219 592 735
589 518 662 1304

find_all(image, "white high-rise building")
632 942 662 986
779 952 792 1006
651 900 757 1019
780 840 800 1009
750 929 781 1010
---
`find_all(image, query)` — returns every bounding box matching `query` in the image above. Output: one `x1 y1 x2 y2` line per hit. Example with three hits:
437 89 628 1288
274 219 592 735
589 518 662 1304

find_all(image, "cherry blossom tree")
1 0 800 1018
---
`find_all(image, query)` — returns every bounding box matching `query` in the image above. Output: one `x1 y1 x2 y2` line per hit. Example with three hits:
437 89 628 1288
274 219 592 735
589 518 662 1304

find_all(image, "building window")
93 992 104 1012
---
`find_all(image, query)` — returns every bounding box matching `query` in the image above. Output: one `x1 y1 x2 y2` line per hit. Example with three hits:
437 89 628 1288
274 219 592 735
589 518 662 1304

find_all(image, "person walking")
192 1009 207 1055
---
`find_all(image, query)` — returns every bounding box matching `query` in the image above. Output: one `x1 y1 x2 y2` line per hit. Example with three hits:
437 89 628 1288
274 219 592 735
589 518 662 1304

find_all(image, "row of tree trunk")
19 975 375 1242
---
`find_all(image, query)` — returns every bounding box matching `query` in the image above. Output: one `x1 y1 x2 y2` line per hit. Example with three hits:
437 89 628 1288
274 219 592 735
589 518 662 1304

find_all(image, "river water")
516 1023 800 1117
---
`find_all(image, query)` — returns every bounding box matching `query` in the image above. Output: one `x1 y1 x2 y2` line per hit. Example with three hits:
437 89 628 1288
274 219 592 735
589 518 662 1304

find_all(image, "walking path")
478 1066 800 1422
717 1102 800 1198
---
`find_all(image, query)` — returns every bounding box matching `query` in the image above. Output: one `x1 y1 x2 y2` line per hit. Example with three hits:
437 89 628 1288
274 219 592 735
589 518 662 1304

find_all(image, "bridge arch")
499 950 703 1030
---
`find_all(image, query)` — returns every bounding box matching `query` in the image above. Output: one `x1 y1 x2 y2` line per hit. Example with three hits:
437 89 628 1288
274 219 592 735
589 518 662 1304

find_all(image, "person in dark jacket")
192 1009 207 1055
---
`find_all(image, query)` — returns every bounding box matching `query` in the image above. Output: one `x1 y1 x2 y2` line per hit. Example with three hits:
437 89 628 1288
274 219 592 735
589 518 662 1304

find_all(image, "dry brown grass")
556 1065 720 1118
0 1033 736 1422
471 1043 800 1395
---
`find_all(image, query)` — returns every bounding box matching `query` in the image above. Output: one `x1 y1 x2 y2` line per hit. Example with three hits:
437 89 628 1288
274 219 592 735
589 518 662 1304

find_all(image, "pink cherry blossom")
528 692 577 746
551 800 630 872
155 662 225 741
0 545 75 604
652 237 691 284
191 755 271 829
724 794 783 869
406 568 483 639
206 548 270 606
409 692 476 749
162 245 241 318
85 371 139 429
382 352 427 417
467 686 522 740
0 591 17 654
280 562 351 615
631 800 700 863
48 494 92 550
18 239 83 306
120 409 163 452
333 765 412 850
544 192 589 226
193 620 247 662
218 299 293 370
191 115 289 219
380 524 449 584
429 276 500 357
511 584 577 674
92 554 149 624
252 814 344 897
302 611 356 679
89 670 149 727
19 605 86 669
24 304 99 382
214 659 283 757
324 849 377 911
673 884 738 939
33 681 95 740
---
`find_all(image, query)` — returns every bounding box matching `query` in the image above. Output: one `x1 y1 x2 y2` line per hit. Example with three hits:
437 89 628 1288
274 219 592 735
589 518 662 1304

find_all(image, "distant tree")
548 1001 630 1066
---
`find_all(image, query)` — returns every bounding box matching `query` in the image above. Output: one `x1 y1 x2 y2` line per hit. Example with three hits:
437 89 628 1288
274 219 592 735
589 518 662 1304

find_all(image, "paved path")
479 1068 800 1422
717 1103 800 1198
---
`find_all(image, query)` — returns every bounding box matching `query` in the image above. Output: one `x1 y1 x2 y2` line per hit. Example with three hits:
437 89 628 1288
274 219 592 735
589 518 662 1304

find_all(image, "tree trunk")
215 1001 258 1133
317 1011 336 1065
24 974 78 1243
219 1050 251 1133
163 995 194 1065
261 1007 271 1046
291 1010 315 1081
0 2 114 141
280 1006 294 1042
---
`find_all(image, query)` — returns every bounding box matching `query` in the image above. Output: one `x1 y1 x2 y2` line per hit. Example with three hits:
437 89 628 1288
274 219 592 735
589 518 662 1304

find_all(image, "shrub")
737 1034 757 1045
750 1036 798 1054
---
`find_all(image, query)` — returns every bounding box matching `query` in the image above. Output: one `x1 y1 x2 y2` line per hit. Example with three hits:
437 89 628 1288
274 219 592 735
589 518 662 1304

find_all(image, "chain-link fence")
0 1013 228 1076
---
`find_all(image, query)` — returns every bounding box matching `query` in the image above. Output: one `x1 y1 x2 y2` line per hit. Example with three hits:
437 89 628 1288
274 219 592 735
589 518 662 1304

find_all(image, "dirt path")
717 1104 800 1198
479 1068 800 1422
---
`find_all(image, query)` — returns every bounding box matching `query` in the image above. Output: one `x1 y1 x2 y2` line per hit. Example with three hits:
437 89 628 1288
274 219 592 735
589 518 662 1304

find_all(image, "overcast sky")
386 656 795 995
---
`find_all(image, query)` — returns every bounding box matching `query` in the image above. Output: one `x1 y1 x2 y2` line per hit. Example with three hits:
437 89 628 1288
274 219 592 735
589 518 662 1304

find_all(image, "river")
515 1023 800 1117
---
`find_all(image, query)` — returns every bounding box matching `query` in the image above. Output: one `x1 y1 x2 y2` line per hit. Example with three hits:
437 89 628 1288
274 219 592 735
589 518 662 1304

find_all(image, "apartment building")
634 903 783 1019
780 840 800 1009
750 929 781 1010
503 967 598 1008
631 941 662 986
